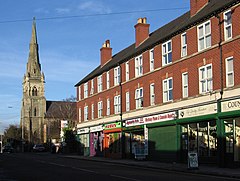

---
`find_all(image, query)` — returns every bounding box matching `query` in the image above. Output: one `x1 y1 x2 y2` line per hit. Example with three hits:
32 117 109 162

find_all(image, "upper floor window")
199 64 213 94
90 79 94 95
98 101 103 118
150 49 154 71
106 98 110 116
125 61 129 81
126 92 130 112
114 66 121 86
97 75 102 93
84 82 88 98
226 57 234 87
114 95 121 114
163 78 173 102
198 20 211 51
181 33 187 57
150 83 155 106
106 71 110 89
78 108 81 122
135 55 143 77
224 10 232 41
78 86 81 101
84 106 88 121
162 40 172 66
182 72 188 98
91 103 94 120
135 87 143 109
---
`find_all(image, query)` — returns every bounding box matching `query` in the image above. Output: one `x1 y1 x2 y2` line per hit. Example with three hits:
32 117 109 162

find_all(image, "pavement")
61 154 240 179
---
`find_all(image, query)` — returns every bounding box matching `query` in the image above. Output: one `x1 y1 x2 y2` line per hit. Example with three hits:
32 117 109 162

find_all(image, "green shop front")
177 102 218 164
77 127 90 156
219 97 240 167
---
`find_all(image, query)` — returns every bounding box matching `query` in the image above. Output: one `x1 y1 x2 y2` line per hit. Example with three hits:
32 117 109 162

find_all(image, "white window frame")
84 82 88 99
197 20 211 51
126 92 130 112
163 78 173 102
98 101 103 118
199 64 213 94
226 57 234 87
135 55 143 77
224 10 232 41
181 33 187 57
162 40 172 66
106 98 110 116
78 86 81 101
114 95 121 114
91 103 94 120
90 79 94 95
106 71 110 89
135 87 143 109
97 75 102 93
125 61 129 81
114 66 120 86
182 72 188 98
150 49 154 71
78 108 81 122
84 106 88 121
149 83 155 106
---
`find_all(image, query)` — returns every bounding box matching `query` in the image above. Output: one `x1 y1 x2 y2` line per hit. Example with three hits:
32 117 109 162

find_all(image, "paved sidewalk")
61 154 240 179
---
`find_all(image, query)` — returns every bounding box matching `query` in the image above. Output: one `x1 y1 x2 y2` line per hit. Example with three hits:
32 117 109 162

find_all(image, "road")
0 153 239 181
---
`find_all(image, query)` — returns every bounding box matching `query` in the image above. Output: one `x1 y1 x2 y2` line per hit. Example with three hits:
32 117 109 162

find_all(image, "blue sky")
0 0 190 134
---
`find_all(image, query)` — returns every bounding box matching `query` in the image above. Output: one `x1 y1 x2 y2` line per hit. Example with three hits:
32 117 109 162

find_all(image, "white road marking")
110 174 141 181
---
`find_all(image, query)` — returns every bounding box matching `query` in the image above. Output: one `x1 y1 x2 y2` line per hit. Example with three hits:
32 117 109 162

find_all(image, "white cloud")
55 8 71 14
78 1 111 14
34 8 50 14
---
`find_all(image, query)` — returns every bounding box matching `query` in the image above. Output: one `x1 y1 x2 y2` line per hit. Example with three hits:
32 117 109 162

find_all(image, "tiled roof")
75 0 239 87
45 100 77 120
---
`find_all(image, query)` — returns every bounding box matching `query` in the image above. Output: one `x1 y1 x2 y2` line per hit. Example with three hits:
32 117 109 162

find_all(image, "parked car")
32 144 45 152
2 145 14 153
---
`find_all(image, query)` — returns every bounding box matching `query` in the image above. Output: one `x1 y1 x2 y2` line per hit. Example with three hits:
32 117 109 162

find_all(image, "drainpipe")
118 63 125 158
216 13 225 167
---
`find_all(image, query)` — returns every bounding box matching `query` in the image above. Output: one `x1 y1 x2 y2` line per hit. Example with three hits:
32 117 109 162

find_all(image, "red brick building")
75 0 240 167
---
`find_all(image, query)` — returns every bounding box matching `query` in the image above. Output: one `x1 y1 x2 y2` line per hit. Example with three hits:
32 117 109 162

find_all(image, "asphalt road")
0 153 239 181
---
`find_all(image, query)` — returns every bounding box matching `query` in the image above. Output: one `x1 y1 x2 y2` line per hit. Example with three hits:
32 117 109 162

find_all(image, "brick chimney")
100 40 112 66
135 17 150 47
190 0 209 17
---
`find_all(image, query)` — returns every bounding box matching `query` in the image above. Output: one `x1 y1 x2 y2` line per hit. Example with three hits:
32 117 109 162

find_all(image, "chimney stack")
190 0 209 17
135 17 150 47
100 40 112 66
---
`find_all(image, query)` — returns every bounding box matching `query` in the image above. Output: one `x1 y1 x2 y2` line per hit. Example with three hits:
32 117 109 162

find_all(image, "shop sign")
104 122 121 130
77 127 89 134
179 103 217 119
125 111 176 127
90 125 103 132
221 99 240 112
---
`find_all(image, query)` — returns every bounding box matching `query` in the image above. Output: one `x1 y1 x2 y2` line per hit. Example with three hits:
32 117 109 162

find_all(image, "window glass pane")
169 89 173 100
205 22 210 34
199 26 203 37
168 52 172 63
168 41 171 51
227 58 233 71
199 38 204 50
206 66 212 78
206 35 211 47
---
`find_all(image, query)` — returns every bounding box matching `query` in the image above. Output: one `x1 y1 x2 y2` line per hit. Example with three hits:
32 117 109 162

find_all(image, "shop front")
103 121 122 158
77 127 90 156
220 97 240 167
178 102 218 164
89 125 104 157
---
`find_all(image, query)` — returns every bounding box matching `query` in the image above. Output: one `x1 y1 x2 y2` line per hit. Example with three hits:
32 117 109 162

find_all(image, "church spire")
26 17 41 77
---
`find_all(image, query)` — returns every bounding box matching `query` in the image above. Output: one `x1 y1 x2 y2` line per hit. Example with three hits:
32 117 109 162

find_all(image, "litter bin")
188 151 198 169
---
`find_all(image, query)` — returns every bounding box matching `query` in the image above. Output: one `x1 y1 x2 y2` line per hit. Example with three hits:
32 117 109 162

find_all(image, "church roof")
45 101 77 120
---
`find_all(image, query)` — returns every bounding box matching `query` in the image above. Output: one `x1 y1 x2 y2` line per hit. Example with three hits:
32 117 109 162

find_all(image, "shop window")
225 120 234 153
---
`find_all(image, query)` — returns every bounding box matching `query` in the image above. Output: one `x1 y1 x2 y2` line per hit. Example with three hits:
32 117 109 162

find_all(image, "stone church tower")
20 18 46 144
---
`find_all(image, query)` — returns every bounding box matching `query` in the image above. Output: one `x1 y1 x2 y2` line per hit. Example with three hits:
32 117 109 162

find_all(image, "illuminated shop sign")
178 103 217 119
104 122 121 130
221 99 240 112
125 111 176 127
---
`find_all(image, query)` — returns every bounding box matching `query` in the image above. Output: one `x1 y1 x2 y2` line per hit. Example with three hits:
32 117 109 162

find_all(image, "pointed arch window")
34 107 37 117
32 86 38 96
